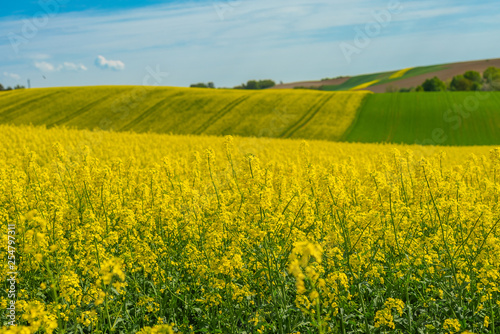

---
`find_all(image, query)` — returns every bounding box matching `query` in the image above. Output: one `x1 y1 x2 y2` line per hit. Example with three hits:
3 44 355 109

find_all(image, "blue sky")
1 0 499 88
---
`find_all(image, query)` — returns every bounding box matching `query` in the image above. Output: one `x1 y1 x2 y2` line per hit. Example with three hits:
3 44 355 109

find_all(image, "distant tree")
463 70 482 84
14 84 25 90
5 86 12 91
190 83 208 88
399 87 412 93
233 79 276 90
245 80 259 90
450 75 475 91
422 77 446 91
0 84 4 91
483 67 500 91
483 67 500 82
415 85 424 92
190 82 215 88
258 79 276 89
472 82 483 91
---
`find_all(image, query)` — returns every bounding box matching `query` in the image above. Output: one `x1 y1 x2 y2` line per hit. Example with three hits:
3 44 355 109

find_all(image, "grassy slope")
2 86 499 146
371 65 447 87
322 72 393 91
343 92 500 145
321 64 446 91
0 86 369 141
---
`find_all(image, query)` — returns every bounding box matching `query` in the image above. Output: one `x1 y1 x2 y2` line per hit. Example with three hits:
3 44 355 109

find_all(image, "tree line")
190 79 276 90
0 84 25 91
389 66 500 92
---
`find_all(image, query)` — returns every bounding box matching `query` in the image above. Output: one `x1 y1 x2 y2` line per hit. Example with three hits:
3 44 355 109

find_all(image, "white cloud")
35 61 87 72
95 55 125 71
35 61 56 72
58 62 88 71
3 72 21 80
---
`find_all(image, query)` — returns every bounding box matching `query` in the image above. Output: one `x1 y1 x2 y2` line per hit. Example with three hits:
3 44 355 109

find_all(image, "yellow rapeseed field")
389 68 414 79
0 87 369 142
349 80 380 91
0 124 499 333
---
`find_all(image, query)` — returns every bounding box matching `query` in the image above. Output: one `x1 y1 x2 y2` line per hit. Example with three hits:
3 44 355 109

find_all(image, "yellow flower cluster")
443 318 462 333
99 257 126 286
136 324 174 334
389 67 414 79
374 298 405 329
288 241 323 295
13 301 57 334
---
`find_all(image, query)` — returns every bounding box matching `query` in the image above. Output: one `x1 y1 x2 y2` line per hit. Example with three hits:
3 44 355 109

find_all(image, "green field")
343 92 500 145
322 64 447 91
1 87 500 146
0 86 368 141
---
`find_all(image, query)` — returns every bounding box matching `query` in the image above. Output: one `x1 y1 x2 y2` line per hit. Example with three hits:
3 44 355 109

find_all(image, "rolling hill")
272 58 500 93
1 81 499 146
0 86 369 141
